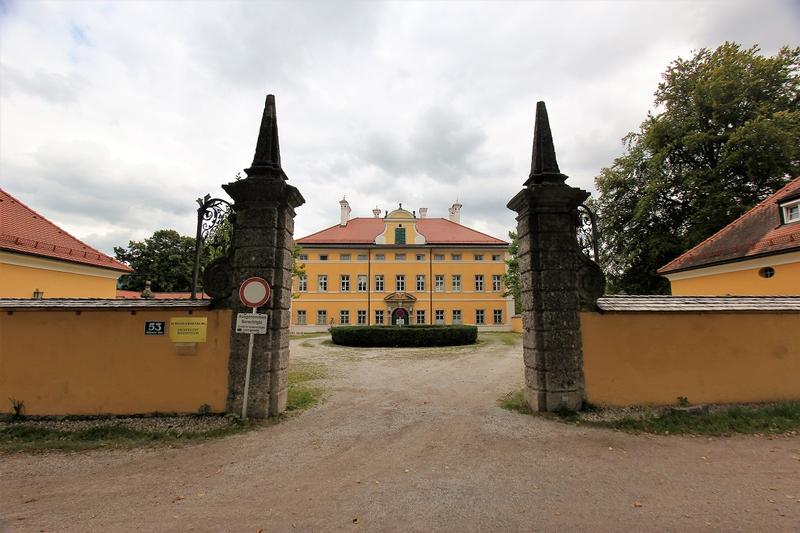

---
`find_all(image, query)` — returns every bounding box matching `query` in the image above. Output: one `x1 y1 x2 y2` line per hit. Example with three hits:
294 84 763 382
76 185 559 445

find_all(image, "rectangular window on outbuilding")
435 310 444 324
357 310 367 324
340 310 350 325
416 310 425 324
297 310 306 325
316 310 327 325
395 227 406 244
375 310 385 325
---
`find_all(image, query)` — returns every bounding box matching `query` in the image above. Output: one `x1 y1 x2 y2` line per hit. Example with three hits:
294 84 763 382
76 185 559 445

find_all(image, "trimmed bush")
330 325 478 347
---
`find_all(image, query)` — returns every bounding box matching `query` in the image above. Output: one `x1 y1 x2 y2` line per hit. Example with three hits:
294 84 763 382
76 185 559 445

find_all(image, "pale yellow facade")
665 250 800 296
291 208 514 331
0 251 123 298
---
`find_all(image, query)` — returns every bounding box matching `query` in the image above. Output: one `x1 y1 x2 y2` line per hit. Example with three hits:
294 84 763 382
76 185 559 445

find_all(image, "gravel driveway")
2 334 799 532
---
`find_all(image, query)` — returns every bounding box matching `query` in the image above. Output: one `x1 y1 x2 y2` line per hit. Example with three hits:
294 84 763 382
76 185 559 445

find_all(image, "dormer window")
782 199 800 224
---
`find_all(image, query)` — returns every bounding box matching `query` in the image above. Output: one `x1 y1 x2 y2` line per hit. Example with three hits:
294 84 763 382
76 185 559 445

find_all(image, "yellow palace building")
291 199 514 332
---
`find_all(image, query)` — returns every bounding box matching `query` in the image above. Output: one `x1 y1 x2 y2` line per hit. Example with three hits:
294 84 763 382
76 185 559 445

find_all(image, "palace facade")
291 199 514 332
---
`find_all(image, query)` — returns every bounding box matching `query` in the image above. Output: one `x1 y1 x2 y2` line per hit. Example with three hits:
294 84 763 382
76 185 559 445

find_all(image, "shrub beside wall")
331 325 478 347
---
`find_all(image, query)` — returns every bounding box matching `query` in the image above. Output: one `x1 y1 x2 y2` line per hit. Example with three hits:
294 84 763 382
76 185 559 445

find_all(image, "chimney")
418 207 428 219
448 201 462 224
372 206 382 218
339 197 351 226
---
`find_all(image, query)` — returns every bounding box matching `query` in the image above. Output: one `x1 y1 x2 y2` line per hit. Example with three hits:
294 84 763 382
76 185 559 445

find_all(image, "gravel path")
2 335 799 532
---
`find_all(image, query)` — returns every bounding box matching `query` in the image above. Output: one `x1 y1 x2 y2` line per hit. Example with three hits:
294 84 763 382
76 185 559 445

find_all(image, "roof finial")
525 101 567 185
249 94 282 171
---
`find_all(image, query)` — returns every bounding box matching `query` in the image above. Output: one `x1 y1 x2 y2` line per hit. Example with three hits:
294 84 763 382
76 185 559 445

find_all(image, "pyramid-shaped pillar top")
524 101 568 186
244 94 287 179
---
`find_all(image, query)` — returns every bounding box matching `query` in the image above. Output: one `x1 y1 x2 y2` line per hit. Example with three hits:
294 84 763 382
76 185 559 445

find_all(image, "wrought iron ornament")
191 194 233 299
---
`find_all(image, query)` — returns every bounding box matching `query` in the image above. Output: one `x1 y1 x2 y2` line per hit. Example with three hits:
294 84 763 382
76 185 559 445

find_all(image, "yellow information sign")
169 317 207 342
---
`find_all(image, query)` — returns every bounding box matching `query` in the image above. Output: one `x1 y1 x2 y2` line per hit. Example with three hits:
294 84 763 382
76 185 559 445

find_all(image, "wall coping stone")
597 295 800 312
0 299 212 310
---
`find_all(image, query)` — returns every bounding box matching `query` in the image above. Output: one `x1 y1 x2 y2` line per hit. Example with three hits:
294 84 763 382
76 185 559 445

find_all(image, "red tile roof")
659 177 800 274
296 217 507 245
0 188 132 273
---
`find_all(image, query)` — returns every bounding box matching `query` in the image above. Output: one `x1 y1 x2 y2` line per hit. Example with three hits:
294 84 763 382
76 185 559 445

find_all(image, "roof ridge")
658 176 800 274
420 217 508 244
0 187 131 271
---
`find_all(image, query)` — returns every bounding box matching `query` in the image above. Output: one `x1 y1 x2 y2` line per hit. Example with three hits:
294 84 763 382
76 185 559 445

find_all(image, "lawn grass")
498 390 532 415
498 388 800 436
1 361 330 453
594 402 800 435
480 332 521 346
0 418 255 453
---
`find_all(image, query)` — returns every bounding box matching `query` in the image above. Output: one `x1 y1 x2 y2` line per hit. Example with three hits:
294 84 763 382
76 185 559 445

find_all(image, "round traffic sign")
239 277 271 308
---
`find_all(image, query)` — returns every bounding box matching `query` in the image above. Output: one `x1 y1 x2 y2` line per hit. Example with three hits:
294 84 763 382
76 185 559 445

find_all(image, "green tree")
114 229 196 292
502 231 522 314
595 42 800 294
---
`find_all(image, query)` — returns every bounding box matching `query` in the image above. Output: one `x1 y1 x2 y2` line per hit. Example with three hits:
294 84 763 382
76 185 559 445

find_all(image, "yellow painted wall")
669 260 800 295
581 311 800 406
0 308 231 415
292 246 513 329
511 315 523 333
0 261 119 298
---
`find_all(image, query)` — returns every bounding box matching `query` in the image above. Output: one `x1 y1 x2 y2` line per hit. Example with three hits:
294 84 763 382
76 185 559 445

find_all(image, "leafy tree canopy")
502 231 522 314
114 229 196 292
595 42 800 294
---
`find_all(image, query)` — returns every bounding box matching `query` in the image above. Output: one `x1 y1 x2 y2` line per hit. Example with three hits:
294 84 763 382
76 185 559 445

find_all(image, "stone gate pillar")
222 94 304 418
507 101 590 412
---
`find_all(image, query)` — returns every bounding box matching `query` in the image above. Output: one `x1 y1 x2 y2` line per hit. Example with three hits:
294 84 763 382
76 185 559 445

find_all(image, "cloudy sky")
1 0 798 254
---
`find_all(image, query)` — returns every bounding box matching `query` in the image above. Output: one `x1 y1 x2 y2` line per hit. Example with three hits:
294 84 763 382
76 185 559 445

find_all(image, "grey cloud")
3 140 193 231
0 64 86 104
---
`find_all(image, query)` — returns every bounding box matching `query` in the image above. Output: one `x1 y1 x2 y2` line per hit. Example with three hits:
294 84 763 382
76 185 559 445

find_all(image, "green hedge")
330 325 478 347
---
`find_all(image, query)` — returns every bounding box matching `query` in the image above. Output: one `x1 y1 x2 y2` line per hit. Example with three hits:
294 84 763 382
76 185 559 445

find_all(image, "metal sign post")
238 277 271 418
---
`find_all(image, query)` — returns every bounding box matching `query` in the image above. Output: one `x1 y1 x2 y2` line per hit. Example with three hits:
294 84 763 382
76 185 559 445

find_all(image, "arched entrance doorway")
391 307 409 325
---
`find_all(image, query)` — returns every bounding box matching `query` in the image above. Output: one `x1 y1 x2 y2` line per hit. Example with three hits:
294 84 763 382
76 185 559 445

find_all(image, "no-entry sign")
239 277 271 308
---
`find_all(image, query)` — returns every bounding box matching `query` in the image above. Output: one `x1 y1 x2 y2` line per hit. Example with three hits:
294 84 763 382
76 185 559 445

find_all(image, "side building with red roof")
0 188 132 298
292 200 514 331
659 176 800 295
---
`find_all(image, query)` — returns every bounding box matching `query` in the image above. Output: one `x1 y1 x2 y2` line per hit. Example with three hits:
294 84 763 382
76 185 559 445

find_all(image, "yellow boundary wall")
582 311 800 406
0 308 231 415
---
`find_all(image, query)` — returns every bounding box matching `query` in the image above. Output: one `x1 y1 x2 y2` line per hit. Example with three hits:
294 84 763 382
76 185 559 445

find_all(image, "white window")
452 274 461 292
451 254 462 261
474 254 483 261
396 274 405 291
340 254 351 261
435 274 444 292
357 254 368 261
434 254 445 261
298 275 307 292
416 254 425 261
452 309 462 324
297 310 306 325
492 274 502 292
475 309 485 325
319 254 328 261
492 254 501 261
357 275 367 292
316 310 327 325
475 274 484 291
435 309 444 325
493 309 503 324
298 253 308 261
375 254 385 261
416 275 426 292
395 253 406 261
340 274 350 292
318 275 328 292
783 201 800 223
416 309 425 324
375 274 384 291
357 310 367 324
375 310 385 325
340 310 350 324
